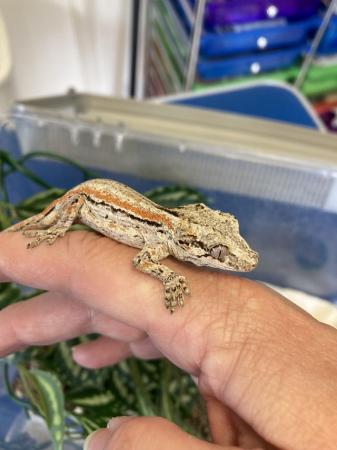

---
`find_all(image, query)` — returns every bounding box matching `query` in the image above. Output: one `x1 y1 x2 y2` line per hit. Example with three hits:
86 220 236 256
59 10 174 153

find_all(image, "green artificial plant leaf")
18 367 65 450
145 185 208 208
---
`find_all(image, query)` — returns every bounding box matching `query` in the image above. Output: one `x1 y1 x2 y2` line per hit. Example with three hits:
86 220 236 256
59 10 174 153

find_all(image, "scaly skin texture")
5 179 258 312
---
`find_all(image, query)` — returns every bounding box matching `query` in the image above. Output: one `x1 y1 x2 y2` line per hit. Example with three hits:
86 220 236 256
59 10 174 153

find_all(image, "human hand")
0 231 336 450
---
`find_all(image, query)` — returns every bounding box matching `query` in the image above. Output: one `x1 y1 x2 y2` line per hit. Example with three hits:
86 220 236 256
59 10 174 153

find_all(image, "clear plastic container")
3 412 82 449
8 93 337 300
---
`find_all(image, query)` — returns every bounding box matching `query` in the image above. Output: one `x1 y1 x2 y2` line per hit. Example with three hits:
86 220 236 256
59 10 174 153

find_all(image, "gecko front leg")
133 244 190 313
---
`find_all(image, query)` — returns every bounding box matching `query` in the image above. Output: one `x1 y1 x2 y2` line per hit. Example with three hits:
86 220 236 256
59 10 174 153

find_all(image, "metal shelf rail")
135 0 337 99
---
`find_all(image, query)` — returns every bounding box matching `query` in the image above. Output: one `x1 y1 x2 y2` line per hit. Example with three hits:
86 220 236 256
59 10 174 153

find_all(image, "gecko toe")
27 238 43 249
24 228 65 248
178 293 185 305
23 230 41 238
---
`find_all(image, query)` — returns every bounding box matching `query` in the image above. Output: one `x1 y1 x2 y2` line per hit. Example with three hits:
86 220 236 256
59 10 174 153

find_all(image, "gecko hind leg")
22 195 85 248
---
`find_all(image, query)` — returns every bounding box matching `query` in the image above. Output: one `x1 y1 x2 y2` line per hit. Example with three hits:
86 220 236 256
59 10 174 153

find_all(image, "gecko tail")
4 196 62 233
4 213 46 233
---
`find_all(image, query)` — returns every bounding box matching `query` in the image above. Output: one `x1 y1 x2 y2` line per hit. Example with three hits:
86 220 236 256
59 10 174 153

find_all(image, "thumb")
83 416 240 450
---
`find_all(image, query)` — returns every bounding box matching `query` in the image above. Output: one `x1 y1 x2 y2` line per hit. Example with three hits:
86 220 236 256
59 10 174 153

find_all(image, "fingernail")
71 346 84 363
107 416 135 432
71 344 85 357
83 429 111 450
72 346 93 368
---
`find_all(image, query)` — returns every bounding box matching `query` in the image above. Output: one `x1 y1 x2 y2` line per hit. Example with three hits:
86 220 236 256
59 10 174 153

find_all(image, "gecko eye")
210 245 230 262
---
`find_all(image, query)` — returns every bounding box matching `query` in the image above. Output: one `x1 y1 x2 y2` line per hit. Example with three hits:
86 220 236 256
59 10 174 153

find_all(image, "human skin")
0 231 336 449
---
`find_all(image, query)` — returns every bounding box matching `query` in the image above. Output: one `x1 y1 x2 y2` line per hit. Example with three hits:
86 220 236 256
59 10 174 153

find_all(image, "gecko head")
173 204 259 272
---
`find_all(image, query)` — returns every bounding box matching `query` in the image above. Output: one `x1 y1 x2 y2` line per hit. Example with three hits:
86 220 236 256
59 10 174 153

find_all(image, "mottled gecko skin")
5 179 258 312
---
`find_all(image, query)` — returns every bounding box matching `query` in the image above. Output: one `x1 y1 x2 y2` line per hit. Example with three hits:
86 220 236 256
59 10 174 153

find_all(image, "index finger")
0 230 174 325
0 230 217 370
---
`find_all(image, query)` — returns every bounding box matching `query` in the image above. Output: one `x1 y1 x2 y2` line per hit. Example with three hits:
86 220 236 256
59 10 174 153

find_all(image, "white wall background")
0 0 133 111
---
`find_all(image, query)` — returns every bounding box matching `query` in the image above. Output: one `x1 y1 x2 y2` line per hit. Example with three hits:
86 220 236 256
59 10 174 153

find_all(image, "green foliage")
0 150 209 447
146 184 208 207
18 367 65 450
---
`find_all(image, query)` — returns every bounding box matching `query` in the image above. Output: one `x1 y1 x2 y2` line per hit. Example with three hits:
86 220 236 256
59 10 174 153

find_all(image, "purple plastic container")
200 0 322 28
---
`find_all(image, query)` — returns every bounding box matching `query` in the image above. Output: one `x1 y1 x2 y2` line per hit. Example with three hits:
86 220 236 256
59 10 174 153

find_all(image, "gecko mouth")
245 250 259 270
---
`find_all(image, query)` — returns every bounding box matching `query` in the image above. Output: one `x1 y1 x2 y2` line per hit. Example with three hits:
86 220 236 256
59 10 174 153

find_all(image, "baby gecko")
5 179 258 312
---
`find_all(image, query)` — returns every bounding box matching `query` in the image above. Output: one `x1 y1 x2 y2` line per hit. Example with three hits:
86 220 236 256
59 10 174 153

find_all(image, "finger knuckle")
109 419 146 450
5 302 33 343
